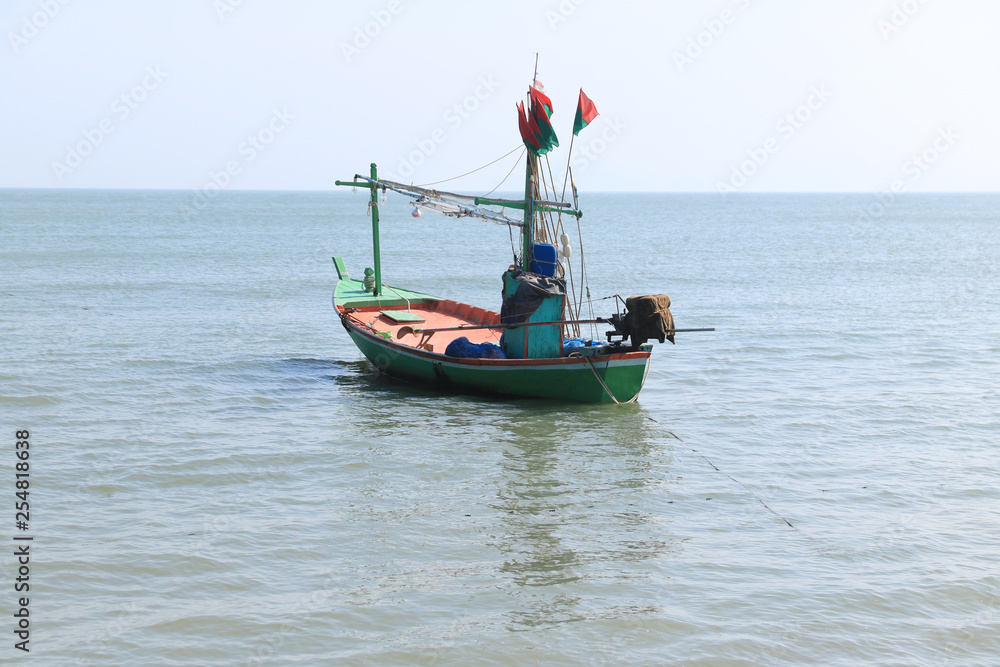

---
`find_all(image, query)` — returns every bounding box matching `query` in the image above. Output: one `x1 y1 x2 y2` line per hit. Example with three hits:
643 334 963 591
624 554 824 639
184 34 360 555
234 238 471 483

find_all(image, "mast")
521 153 535 271
334 162 382 295
368 162 383 296
520 54 541 272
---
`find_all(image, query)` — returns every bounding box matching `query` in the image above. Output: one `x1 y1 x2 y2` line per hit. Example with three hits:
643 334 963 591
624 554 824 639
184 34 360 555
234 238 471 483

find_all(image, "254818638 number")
16 430 30 530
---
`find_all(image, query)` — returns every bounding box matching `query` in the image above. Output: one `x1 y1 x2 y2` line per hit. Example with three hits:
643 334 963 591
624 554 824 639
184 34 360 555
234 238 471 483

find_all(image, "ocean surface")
2 189 998 666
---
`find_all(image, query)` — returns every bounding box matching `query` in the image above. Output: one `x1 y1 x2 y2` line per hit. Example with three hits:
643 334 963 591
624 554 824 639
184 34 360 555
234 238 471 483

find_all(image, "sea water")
1 189 998 665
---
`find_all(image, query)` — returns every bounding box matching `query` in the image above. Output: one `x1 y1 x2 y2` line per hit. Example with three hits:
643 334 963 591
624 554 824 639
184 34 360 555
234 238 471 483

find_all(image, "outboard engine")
606 295 675 347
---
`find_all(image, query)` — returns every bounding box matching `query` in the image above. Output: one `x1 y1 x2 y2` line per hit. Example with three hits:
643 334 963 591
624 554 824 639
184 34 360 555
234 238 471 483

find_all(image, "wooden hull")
342 318 649 403
332 272 652 403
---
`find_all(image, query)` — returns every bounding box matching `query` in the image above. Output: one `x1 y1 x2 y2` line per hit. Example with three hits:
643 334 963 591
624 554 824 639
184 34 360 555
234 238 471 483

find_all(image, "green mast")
367 162 383 296
335 162 382 296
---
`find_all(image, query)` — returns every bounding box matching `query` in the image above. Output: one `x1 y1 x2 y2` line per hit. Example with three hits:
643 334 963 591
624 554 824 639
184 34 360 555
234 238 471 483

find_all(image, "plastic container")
530 243 558 277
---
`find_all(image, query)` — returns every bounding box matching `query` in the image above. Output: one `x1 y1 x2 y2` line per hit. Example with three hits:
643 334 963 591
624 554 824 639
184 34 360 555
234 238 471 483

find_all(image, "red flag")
526 106 543 142
517 102 541 152
529 86 554 118
573 89 598 136
530 99 559 152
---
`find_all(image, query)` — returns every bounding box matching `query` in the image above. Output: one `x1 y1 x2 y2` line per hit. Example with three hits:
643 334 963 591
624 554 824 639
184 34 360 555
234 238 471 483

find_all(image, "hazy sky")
3 0 998 192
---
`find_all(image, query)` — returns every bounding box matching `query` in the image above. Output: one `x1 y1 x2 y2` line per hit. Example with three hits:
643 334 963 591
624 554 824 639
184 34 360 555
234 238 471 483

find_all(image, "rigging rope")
575 202 596 338
481 148 526 198
415 145 523 187
350 175 521 227
543 154 583 335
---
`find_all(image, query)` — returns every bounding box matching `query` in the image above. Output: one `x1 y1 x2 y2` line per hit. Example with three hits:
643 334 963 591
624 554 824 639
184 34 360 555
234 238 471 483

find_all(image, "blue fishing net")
563 338 606 354
445 337 507 359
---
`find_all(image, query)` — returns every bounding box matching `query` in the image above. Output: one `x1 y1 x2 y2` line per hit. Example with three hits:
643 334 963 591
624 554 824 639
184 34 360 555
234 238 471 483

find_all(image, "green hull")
340 317 650 403
331 153 664 403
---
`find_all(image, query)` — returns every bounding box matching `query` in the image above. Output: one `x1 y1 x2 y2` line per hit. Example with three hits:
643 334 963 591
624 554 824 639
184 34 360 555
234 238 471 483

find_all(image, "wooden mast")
520 54 541 272
521 153 535 271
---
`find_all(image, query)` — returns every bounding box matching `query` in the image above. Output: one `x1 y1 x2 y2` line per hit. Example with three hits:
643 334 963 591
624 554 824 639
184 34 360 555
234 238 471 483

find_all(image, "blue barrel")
530 243 558 277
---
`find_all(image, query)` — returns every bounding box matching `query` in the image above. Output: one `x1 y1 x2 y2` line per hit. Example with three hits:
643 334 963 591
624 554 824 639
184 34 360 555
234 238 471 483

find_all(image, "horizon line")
2 187 999 196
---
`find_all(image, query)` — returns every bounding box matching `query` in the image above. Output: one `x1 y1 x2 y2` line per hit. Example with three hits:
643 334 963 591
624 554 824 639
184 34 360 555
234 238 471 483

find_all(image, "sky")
2 0 998 193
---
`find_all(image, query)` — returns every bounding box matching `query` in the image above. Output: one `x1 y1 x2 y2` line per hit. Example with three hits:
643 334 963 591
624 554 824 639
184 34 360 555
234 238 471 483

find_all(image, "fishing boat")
332 73 711 403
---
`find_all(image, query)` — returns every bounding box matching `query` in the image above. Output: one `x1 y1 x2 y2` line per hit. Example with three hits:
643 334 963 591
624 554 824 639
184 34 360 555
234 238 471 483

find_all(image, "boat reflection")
488 405 683 629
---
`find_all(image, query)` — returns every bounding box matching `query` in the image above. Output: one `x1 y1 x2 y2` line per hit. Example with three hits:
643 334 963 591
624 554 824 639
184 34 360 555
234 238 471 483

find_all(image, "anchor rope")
644 415 816 540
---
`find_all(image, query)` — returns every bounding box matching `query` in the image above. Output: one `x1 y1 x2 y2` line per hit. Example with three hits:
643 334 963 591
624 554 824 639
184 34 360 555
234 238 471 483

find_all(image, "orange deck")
339 299 503 354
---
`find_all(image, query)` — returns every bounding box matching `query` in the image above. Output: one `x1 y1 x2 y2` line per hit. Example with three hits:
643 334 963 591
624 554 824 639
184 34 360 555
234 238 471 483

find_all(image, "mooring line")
645 415 817 541
585 356 628 405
